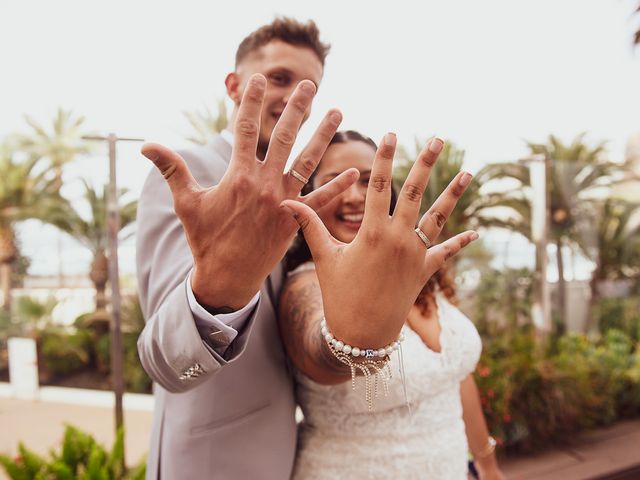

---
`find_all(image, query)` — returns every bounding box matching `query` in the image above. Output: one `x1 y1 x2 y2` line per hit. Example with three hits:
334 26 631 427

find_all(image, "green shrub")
0 425 145 480
593 297 640 340
40 328 92 377
475 327 640 453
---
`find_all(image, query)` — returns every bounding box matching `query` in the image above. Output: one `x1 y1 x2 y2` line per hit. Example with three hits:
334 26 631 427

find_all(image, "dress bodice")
292 293 482 479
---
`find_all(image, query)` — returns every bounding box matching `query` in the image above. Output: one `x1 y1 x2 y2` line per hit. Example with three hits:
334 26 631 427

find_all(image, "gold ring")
289 169 309 185
414 227 432 248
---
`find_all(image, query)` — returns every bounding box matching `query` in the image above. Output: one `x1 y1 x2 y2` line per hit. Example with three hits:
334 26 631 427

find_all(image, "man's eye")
360 177 370 186
270 73 289 86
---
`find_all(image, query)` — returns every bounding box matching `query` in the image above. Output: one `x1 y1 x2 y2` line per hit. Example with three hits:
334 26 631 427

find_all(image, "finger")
417 170 473 242
280 199 335 261
264 80 317 175
231 74 266 167
301 168 359 211
285 109 343 195
362 133 397 226
423 230 479 277
392 137 444 227
141 143 200 204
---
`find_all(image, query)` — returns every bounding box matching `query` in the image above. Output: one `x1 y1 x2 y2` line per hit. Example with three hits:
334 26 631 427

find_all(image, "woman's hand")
281 133 477 348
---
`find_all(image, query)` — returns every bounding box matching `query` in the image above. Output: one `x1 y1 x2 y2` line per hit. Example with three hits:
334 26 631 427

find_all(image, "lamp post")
520 154 552 334
82 133 143 467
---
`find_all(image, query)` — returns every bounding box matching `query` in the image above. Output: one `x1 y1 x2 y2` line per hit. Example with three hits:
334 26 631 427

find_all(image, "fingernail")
470 231 479 241
384 133 396 146
429 137 444 154
330 110 342 124
459 171 472 187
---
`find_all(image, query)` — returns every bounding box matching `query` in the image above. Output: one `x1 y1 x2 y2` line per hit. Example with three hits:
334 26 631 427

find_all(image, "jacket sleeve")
135 153 260 393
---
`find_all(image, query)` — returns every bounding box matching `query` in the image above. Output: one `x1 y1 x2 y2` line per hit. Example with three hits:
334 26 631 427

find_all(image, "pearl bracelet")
320 318 405 358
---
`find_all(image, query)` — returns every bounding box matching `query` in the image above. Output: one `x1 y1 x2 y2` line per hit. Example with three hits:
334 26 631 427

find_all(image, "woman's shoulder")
287 261 316 278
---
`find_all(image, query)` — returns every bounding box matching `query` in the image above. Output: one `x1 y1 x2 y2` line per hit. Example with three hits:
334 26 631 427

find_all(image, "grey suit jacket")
136 135 296 480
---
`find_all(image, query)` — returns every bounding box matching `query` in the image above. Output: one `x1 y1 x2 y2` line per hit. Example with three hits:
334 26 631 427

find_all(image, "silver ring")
289 168 309 185
414 227 432 248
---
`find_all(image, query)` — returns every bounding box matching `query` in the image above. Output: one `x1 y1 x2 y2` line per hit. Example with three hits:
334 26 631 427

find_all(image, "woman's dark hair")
285 130 398 272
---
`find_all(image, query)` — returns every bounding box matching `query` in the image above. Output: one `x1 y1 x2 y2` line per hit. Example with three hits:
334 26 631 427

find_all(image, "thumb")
280 199 333 260
141 143 200 200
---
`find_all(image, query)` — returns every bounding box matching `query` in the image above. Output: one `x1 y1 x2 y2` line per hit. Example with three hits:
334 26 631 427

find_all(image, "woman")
279 131 504 479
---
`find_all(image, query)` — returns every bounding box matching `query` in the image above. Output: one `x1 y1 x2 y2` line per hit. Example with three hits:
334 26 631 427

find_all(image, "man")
136 18 350 479
138 16 475 480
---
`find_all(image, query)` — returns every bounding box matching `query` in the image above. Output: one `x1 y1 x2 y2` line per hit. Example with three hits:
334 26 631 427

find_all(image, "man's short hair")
235 17 331 68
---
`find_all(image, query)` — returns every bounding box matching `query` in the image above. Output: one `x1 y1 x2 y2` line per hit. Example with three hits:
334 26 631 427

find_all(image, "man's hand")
281 134 477 347
141 74 358 310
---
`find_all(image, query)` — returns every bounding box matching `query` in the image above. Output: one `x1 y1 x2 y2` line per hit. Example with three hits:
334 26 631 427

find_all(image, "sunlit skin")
225 40 324 159
313 141 374 243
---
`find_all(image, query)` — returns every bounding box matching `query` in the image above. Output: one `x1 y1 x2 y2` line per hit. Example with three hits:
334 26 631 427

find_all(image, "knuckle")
258 188 278 206
236 119 259 138
273 128 296 148
443 245 455 261
449 183 465 197
371 174 391 193
429 210 447 228
379 143 395 159
419 152 437 168
295 153 317 176
290 97 308 114
364 228 383 247
403 183 423 203
231 175 253 194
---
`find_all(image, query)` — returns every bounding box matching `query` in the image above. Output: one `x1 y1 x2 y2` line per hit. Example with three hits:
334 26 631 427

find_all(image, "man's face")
230 40 324 155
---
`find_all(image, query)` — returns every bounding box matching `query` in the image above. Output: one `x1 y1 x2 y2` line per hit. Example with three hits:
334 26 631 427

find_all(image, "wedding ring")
289 168 309 185
414 227 432 248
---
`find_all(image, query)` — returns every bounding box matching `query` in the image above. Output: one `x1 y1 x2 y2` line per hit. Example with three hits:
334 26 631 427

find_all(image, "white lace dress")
291 293 482 479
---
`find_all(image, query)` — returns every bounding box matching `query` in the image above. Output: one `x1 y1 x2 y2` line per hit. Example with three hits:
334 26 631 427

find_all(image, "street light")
82 133 143 468
519 154 552 334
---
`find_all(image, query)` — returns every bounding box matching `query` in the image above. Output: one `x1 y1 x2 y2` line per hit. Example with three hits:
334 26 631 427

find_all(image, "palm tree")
183 99 228 145
588 199 640 317
11 108 92 187
394 139 530 244
0 145 61 312
527 134 624 324
48 181 137 327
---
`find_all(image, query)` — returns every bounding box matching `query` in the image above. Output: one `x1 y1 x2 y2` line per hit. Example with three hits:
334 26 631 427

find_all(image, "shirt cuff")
186 269 260 352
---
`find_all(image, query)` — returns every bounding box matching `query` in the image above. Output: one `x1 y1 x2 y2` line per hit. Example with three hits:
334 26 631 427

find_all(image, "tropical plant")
394 140 530 242
0 145 62 312
47 181 137 325
183 99 228 145
10 108 92 186
0 425 145 479
529 135 628 325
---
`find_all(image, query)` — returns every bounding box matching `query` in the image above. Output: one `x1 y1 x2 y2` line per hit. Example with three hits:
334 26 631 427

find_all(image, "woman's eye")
360 177 370 187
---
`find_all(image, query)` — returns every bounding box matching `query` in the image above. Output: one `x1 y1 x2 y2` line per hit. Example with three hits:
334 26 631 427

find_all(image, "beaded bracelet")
320 317 406 411
320 318 405 358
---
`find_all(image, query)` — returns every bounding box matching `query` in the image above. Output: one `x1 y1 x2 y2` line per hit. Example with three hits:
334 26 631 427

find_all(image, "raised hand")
141 74 358 310
281 134 478 347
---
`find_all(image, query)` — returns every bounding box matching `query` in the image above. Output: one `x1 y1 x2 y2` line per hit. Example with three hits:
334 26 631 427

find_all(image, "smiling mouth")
338 213 364 223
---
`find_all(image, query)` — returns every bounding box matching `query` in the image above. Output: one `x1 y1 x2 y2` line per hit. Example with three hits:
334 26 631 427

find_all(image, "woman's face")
312 140 375 243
